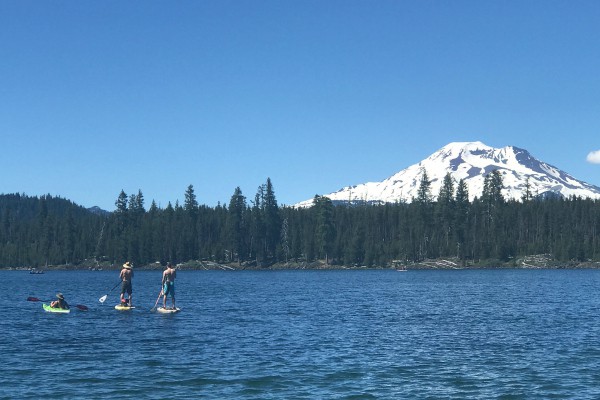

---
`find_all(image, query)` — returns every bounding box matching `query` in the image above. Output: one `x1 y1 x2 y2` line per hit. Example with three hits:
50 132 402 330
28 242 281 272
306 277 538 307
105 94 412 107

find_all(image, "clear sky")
1 1 599 211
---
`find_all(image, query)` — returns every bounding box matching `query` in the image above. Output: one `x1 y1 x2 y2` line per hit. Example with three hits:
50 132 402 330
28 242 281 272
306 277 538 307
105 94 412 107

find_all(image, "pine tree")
281 217 290 263
128 190 145 214
481 170 505 259
454 179 469 260
183 184 199 260
313 195 336 264
263 178 281 262
482 170 504 205
436 173 455 252
227 187 247 263
416 168 433 204
521 177 533 202
115 190 128 213
415 169 433 260
184 184 198 213
250 187 265 263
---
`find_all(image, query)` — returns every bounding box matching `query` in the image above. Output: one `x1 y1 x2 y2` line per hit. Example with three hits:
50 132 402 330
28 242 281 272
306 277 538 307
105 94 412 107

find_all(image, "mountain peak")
440 141 489 151
296 142 600 207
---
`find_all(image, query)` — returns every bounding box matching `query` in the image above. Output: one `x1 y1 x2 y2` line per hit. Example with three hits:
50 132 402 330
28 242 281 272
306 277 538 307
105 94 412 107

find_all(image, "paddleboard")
114 304 135 311
156 307 181 314
43 303 71 313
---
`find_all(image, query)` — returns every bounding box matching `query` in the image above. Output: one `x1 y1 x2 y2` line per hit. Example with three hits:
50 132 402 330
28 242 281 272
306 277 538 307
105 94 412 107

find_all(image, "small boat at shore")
29 268 45 274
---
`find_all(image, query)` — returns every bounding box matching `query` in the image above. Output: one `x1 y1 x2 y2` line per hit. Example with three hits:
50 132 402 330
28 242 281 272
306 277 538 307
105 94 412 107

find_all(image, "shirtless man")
162 262 177 309
120 262 134 306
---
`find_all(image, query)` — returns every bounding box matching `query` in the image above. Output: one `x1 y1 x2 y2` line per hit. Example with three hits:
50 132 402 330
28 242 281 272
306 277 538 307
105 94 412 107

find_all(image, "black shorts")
121 280 132 295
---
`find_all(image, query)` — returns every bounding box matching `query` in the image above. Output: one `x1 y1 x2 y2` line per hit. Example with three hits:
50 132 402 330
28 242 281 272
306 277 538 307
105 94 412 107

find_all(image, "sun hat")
56 293 64 300
123 262 133 269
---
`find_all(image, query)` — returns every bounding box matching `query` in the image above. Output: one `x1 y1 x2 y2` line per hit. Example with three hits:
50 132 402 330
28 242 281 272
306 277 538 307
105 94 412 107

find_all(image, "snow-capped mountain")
295 141 600 207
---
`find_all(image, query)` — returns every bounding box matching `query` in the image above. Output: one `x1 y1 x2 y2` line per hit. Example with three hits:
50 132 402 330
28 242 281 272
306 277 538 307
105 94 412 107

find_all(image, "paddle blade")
76 304 88 311
99 295 107 303
27 297 41 302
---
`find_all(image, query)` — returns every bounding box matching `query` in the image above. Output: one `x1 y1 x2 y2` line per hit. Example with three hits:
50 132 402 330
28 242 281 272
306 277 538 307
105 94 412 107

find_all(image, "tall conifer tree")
227 187 247 263
314 195 336 264
263 178 281 261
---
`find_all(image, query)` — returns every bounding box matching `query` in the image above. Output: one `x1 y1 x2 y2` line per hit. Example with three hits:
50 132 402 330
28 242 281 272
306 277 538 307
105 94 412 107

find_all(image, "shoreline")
4 255 600 271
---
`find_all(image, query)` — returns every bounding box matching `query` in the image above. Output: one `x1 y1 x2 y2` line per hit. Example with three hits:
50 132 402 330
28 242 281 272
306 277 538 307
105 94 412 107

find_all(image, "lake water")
3 269 600 399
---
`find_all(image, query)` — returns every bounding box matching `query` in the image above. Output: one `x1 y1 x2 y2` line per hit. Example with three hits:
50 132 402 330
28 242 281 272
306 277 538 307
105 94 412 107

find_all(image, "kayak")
43 303 71 314
115 304 135 311
156 307 181 314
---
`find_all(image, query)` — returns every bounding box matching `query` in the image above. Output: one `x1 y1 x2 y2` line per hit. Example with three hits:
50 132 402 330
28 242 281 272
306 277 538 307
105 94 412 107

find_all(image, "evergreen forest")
1 172 599 269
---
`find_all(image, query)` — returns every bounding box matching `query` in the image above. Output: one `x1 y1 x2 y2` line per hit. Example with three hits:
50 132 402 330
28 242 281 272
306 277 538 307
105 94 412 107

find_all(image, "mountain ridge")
296 141 600 207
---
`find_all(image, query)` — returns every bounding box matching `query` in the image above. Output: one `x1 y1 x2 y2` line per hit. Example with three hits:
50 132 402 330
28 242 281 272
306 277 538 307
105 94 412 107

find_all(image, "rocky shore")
4 254 600 271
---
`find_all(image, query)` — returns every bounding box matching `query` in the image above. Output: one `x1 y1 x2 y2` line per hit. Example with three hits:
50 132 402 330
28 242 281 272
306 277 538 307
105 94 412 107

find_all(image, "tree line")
1 172 599 268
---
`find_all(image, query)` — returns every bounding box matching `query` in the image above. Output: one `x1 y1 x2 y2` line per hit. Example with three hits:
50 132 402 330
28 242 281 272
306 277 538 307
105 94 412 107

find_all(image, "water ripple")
4 269 600 398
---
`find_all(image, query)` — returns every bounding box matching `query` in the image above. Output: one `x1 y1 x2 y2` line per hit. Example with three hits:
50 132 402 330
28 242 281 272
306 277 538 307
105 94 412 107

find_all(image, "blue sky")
1 1 599 211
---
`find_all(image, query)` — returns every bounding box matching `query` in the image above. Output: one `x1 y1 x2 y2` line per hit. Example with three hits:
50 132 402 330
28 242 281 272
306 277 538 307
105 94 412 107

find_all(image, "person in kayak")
50 293 69 310
161 262 177 309
120 262 134 307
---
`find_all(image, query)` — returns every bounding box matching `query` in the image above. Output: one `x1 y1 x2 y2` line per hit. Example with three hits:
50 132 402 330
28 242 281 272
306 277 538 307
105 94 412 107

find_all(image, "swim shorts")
163 281 175 297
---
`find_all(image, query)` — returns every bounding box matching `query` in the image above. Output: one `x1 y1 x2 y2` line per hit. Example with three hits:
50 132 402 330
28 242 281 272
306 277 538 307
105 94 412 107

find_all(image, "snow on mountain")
295 141 600 207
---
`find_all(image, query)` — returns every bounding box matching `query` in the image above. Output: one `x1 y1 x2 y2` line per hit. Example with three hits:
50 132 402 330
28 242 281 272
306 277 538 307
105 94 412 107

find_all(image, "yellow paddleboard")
114 304 135 311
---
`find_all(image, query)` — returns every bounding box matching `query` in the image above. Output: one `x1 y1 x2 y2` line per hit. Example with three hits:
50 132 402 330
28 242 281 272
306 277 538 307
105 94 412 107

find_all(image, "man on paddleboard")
120 262 134 307
162 262 176 309
50 293 69 310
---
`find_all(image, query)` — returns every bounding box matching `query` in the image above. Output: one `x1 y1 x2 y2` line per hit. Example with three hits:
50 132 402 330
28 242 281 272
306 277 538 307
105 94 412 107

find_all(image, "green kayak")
43 303 71 313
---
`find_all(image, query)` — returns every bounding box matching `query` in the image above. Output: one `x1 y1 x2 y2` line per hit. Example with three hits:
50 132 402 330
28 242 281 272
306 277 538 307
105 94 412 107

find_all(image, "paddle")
151 289 163 312
27 297 88 311
99 281 121 303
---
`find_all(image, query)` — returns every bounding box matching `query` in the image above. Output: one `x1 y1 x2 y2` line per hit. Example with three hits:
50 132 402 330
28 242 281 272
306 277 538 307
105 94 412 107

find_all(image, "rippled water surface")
3 269 600 399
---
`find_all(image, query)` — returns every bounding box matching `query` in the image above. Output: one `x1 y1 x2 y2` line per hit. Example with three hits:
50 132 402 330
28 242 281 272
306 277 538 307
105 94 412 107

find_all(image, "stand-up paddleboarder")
162 262 176 309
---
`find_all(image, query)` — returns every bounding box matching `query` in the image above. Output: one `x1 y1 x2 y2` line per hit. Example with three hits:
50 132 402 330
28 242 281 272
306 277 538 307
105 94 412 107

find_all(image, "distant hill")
0 193 98 219
87 206 111 216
